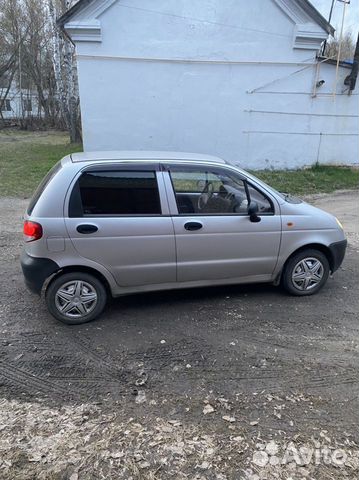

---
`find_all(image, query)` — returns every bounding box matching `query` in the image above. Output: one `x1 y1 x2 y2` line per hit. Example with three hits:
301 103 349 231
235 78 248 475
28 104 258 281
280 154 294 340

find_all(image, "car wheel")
282 249 330 296
46 272 107 324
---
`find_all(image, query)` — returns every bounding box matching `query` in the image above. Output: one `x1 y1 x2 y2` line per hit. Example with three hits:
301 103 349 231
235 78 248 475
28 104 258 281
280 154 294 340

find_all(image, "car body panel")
273 200 346 276
21 151 347 298
170 215 282 282
64 216 177 287
62 169 177 287
161 165 282 282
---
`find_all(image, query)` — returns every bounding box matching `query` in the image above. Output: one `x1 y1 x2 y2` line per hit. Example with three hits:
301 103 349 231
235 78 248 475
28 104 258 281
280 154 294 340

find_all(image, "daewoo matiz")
21 151 347 324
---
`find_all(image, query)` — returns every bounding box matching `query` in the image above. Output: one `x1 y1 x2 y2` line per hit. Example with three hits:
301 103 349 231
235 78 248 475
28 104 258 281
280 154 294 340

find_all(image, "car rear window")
73 170 161 216
27 161 62 215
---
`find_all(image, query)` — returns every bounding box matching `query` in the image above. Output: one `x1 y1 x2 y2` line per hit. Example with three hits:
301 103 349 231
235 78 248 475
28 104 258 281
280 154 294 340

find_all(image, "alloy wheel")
54 280 98 318
291 257 324 291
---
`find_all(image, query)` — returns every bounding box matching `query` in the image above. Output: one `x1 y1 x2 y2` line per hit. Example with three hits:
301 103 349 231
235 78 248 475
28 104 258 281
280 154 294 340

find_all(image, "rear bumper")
329 239 347 273
21 251 59 295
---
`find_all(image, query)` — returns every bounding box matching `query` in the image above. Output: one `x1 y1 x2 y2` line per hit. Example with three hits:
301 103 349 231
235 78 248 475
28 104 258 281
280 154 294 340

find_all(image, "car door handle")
76 224 98 234
184 221 203 231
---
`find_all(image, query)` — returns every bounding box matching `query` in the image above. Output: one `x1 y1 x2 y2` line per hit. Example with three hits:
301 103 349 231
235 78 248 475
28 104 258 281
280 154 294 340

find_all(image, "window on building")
76 171 161 215
23 99 32 111
0 74 11 89
1 99 11 111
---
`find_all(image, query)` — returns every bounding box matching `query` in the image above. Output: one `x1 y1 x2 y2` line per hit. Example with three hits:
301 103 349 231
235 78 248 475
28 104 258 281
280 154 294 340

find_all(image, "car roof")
70 151 226 164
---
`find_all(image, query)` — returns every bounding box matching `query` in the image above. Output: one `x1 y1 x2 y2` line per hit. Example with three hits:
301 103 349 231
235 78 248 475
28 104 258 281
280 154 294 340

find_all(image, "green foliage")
253 165 359 196
0 130 82 197
0 130 358 197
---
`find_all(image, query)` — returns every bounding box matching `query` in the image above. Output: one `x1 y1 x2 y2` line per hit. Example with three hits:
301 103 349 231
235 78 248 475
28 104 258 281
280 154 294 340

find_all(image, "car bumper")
329 239 347 273
20 251 59 295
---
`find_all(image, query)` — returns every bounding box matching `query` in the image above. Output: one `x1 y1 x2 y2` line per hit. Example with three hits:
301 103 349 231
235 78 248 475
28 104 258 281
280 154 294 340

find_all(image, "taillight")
23 221 43 242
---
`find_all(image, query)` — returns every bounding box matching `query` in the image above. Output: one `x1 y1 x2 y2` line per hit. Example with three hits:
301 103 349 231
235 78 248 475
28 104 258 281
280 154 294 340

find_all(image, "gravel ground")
0 191 358 479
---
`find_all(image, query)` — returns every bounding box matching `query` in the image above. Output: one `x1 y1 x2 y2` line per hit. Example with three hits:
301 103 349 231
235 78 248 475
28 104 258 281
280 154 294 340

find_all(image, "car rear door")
65 163 176 287
163 164 281 283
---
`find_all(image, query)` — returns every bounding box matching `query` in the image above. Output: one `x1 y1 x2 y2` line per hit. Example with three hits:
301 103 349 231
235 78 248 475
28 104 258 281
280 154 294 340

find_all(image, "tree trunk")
62 32 81 143
47 0 73 137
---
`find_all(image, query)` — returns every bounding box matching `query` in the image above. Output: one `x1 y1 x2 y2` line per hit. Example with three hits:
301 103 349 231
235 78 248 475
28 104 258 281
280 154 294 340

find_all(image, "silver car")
21 151 347 324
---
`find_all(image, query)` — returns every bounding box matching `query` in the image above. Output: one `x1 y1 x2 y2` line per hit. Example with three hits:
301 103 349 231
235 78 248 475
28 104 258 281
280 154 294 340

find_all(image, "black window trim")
81 162 161 172
246 181 275 216
68 167 163 218
166 164 275 217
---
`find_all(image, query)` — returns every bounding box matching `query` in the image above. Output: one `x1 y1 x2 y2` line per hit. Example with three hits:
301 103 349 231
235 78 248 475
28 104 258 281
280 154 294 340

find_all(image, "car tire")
45 272 107 324
282 249 330 296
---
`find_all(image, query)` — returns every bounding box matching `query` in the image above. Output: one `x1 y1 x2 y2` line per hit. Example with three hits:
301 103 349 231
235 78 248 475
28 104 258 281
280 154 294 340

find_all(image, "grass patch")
0 130 358 197
0 130 82 197
252 165 359 196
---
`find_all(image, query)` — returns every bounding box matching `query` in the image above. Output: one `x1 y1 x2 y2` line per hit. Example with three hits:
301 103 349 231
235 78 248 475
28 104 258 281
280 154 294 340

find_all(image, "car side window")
170 168 249 215
247 183 274 214
70 170 161 216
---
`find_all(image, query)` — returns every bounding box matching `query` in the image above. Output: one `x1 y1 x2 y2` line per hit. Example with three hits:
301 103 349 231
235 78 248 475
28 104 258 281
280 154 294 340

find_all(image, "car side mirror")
248 201 261 223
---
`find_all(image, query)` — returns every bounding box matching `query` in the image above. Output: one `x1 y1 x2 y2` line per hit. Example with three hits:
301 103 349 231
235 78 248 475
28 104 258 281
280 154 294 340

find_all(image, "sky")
311 0 359 37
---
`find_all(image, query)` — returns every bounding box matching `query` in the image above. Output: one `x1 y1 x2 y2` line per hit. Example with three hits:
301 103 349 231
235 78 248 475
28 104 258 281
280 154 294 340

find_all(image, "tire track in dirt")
69 333 128 381
0 360 77 399
0 330 131 401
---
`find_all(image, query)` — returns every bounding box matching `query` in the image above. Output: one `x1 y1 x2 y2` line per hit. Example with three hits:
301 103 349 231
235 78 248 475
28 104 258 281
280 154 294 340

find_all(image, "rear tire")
46 272 107 324
282 249 330 296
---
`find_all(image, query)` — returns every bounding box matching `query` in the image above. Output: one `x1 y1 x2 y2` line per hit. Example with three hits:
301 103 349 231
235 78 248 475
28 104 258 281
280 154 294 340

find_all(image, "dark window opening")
23 99 32 111
1 99 11 111
77 171 161 216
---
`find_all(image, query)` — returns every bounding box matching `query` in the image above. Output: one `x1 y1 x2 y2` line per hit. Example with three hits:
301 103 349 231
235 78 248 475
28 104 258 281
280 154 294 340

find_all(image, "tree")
0 0 23 120
325 31 356 61
47 0 81 142
0 0 81 142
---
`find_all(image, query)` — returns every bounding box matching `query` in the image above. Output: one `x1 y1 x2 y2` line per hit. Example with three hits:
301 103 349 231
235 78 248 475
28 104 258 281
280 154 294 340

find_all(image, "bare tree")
0 0 22 120
0 0 81 141
325 31 356 61
47 0 81 143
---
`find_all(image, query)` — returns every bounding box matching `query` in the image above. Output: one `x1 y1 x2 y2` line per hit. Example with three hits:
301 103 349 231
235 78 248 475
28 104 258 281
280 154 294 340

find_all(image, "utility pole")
322 0 336 56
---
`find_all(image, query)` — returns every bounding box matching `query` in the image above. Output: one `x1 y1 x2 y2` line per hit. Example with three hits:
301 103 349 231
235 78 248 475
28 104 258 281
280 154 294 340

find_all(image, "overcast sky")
311 0 359 37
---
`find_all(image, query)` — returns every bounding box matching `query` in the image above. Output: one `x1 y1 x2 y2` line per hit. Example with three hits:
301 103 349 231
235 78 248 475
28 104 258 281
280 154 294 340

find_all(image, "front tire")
282 249 330 296
46 272 107 324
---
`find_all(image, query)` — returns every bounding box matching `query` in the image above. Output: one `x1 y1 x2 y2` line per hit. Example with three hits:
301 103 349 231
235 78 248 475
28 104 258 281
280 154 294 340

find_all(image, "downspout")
344 33 359 93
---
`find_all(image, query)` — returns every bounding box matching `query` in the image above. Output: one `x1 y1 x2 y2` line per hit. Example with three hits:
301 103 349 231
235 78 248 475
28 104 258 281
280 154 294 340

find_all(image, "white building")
0 84 42 120
59 0 359 169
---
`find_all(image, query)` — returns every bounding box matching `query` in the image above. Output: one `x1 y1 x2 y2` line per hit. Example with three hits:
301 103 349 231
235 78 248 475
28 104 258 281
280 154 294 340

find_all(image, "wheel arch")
275 243 334 285
44 265 113 297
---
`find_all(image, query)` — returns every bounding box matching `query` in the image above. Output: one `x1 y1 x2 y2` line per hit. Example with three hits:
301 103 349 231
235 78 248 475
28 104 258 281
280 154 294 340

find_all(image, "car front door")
65 164 176 287
163 164 281 283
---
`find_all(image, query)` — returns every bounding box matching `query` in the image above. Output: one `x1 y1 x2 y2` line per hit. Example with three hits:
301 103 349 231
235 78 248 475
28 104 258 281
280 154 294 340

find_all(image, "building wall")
0 88 43 119
72 0 359 168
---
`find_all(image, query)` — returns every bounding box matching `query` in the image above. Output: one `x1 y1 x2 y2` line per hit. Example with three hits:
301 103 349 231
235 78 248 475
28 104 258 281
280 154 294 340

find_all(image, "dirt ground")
0 191 358 479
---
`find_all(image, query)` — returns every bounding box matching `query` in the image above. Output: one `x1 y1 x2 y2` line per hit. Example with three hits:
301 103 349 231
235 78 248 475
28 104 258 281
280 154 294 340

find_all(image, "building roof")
57 0 334 35
57 0 93 27
296 0 334 36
